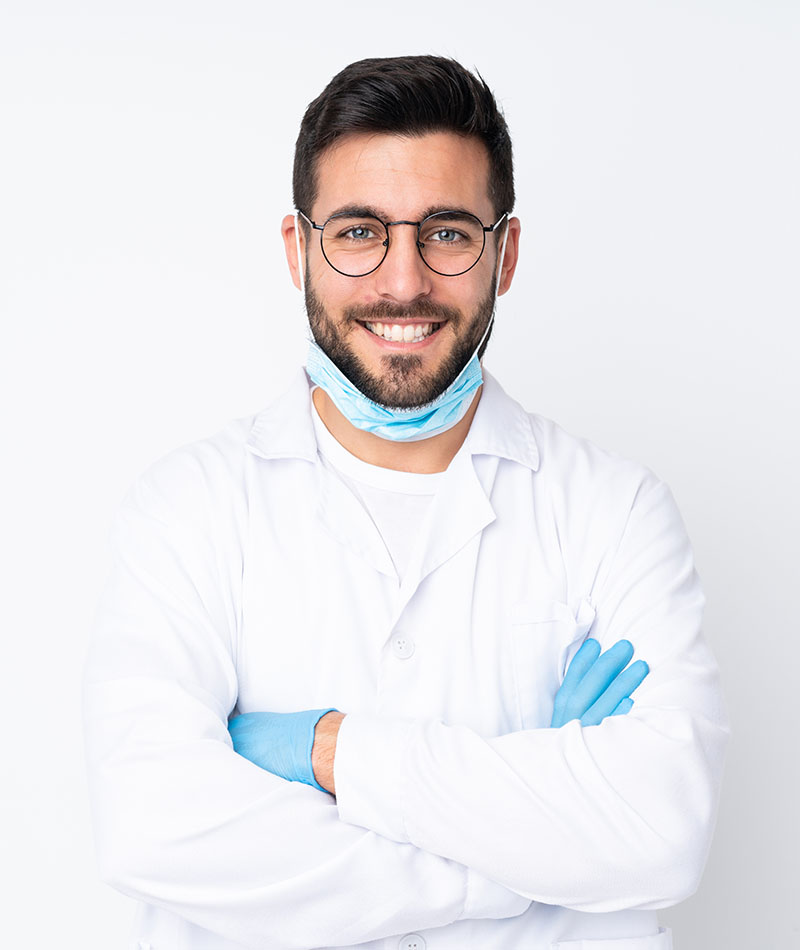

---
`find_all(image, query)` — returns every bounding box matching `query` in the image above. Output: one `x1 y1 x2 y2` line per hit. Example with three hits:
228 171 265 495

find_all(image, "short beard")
304 275 496 410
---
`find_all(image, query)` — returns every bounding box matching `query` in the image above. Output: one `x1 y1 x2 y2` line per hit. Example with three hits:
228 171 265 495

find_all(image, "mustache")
343 300 460 323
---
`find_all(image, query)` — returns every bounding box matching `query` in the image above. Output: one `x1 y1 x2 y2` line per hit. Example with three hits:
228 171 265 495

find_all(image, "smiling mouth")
362 321 442 342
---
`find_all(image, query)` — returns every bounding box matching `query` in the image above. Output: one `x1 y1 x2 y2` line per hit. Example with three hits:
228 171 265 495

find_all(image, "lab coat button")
391 635 415 659
398 935 426 950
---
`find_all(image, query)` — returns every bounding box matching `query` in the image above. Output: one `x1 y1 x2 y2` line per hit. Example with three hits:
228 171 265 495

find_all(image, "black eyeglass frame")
296 208 509 278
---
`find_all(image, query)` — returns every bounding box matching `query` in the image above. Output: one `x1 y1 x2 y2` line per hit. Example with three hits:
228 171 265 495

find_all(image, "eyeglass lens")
321 212 487 277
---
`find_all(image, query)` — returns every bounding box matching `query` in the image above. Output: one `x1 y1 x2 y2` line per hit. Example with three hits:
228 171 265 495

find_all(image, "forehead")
313 131 492 219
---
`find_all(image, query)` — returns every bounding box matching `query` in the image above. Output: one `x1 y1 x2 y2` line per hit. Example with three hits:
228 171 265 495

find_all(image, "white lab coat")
83 368 728 950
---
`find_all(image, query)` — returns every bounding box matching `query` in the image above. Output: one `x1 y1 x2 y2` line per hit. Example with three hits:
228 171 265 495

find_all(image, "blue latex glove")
550 638 649 728
228 708 338 791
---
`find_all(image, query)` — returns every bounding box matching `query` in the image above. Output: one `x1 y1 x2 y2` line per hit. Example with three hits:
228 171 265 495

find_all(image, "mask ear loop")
495 214 511 295
470 213 511 361
294 212 305 293
296 214 319 350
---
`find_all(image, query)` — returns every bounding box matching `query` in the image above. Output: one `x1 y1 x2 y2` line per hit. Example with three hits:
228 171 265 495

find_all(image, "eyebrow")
324 203 485 223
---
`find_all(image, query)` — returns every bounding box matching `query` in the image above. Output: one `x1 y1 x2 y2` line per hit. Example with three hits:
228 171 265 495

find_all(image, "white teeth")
364 321 441 342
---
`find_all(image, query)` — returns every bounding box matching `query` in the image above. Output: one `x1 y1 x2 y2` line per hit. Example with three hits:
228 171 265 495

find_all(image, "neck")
312 385 483 474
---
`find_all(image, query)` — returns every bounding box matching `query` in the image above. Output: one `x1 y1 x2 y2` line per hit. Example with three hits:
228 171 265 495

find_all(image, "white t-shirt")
311 394 443 581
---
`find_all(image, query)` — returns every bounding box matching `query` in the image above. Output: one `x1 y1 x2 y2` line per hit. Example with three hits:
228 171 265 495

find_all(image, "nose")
372 223 434 304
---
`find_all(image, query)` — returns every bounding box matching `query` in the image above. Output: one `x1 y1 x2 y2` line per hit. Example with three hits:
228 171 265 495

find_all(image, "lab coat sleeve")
333 476 729 912
82 454 530 950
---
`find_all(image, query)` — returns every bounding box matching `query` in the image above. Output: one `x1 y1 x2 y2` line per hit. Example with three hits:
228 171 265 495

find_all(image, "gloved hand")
228 707 338 791
550 638 649 728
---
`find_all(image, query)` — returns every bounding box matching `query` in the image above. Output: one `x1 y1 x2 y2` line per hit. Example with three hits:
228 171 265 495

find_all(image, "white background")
1 1 798 947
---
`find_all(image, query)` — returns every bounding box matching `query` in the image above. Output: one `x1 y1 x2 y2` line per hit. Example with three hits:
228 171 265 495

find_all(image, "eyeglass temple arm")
296 209 324 231
483 211 509 234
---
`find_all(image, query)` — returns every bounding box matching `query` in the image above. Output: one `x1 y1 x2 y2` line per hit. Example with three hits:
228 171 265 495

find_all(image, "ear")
497 216 521 297
281 214 305 291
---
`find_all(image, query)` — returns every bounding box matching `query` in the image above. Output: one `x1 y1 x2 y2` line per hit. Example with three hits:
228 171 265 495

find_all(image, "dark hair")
293 55 514 223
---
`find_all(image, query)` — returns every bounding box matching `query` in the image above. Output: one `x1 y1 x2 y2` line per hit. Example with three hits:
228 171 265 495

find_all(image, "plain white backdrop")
1 1 798 947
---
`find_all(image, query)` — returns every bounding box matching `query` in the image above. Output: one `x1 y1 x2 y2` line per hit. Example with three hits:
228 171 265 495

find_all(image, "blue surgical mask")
296 213 510 443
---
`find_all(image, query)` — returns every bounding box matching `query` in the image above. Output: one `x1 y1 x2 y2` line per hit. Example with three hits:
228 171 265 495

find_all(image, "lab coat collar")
462 368 540 471
245 369 319 463
245 366 540 472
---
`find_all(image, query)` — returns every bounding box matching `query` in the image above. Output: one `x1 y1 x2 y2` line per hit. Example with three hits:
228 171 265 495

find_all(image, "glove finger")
563 639 634 722
581 696 634 726
581 696 633 726
579 659 649 726
550 638 601 727
611 697 634 716
560 638 601 691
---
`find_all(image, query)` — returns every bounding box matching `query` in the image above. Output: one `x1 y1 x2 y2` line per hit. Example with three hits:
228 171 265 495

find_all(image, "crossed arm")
230 638 651 795
84 468 727 948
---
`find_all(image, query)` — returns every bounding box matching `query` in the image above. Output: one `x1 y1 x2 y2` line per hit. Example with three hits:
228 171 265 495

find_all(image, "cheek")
310 258 371 306
452 271 495 313
306 252 332 289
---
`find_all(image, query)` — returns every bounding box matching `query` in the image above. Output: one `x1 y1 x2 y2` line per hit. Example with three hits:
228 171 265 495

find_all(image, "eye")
342 225 375 240
430 228 462 243
419 220 476 245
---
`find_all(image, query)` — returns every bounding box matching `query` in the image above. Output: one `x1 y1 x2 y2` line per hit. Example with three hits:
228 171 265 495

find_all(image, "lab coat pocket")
509 597 595 729
551 928 672 949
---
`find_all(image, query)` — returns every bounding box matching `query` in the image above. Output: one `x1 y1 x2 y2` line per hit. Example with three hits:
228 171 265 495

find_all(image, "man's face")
300 131 504 409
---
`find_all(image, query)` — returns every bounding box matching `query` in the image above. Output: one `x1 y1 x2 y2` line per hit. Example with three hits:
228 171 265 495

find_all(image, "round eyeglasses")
296 208 508 278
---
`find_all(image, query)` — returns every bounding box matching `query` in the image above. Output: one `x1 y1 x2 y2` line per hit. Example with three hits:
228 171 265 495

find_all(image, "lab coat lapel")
247 369 398 580
314 465 398 580
389 368 541 616
394 449 498 614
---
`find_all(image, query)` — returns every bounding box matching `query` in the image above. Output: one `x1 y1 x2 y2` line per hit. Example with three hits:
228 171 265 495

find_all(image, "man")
84 56 727 950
